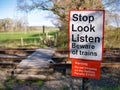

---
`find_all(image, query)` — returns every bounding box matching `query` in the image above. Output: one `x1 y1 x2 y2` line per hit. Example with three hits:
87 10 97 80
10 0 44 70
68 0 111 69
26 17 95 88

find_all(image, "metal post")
82 78 89 90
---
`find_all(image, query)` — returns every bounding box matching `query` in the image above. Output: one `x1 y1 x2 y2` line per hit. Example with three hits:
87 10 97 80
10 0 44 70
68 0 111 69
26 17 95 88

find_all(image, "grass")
0 27 59 41
28 79 43 86
0 27 120 48
0 30 58 48
5 77 14 82
0 32 40 40
5 77 43 90
0 83 5 90
97 86 120 90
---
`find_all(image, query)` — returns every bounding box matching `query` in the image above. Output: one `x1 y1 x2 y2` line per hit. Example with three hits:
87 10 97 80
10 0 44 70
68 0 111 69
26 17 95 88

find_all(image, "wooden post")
54 33 58 46
21 37 24 46
63 61 66 75
46 32 48 45
43 25 45 34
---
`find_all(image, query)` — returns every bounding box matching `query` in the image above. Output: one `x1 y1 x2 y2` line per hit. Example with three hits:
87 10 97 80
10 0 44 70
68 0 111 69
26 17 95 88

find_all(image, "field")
0 27 59 48
0 27 120 48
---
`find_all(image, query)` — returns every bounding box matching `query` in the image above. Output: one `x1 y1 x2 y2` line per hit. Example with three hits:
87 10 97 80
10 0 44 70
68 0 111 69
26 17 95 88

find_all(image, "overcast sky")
0 0 55 26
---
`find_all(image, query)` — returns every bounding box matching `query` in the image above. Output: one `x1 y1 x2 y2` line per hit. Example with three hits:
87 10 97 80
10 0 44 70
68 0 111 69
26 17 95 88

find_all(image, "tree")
17 0 120 47
102 0 120 12
17 0 104 30
0 18 25 32
103 0 120 28
113 14 120 28
0 18 13 32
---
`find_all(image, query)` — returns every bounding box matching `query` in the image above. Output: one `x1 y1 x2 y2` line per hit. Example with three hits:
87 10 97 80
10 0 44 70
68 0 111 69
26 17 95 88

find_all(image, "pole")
82 78 89 90
21 37 24 46
43 25 45 34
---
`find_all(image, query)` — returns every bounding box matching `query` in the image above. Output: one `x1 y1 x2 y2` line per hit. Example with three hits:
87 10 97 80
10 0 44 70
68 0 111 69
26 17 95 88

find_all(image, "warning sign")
72 59 101 79
68 10 105 61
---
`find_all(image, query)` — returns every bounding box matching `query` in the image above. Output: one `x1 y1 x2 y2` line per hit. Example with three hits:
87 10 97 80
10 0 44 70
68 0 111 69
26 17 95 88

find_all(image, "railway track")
0 48 119 81
52 48 120 62
0 48 35 55
51 48 120 70
0 48 120 69
0 48 36 68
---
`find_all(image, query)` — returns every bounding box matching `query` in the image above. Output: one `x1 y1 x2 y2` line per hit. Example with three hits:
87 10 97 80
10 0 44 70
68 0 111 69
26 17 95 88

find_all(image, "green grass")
0 30 58 48
48 31 58 35
0 32 40 40
0 31 58 41
5 77 14 82
28 79 43 86
1 27 120 48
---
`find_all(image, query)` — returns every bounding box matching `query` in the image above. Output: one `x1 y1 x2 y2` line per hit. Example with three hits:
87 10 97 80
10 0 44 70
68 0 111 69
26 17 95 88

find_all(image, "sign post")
68 10 105 89
82 78 89 90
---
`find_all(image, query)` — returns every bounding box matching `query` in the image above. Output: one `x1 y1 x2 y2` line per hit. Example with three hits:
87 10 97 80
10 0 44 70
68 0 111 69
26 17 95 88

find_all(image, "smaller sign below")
72 59 101 79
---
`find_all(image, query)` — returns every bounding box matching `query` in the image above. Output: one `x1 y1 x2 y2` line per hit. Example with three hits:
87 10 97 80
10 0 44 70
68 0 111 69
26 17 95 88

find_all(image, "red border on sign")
68 10 71 60
102 10 105 62
68 10 105 62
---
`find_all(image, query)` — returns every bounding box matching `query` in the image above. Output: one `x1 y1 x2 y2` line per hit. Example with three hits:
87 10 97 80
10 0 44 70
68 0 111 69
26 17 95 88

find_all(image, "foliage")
5 77 14 83
28 79 43 86
56 26 120 48
48 31 58 35
5 86 12 90
15 79 24 84
56 30 68 48
17 0 120 49
0 83 5 90
60 85 69 90
17 0 103 30
0 18 25 32
104 28 120 48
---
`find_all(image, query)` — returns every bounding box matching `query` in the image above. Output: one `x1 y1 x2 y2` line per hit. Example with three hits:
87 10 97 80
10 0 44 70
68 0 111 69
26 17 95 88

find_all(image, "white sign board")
69 10 105 61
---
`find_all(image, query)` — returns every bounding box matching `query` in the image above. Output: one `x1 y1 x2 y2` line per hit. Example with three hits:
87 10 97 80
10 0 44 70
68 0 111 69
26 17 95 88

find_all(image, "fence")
0 32 58 48
0 26 59 48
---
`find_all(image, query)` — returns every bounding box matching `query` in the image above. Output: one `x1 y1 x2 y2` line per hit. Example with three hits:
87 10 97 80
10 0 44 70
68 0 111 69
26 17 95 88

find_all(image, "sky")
0 0 119 27
0 0 55 26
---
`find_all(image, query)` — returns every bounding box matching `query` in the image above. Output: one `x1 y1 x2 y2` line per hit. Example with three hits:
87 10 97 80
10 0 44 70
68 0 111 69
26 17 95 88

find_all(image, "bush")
56 30 68 48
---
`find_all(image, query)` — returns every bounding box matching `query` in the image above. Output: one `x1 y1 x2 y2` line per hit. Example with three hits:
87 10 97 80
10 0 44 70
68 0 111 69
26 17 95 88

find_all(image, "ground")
0 67 120 90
